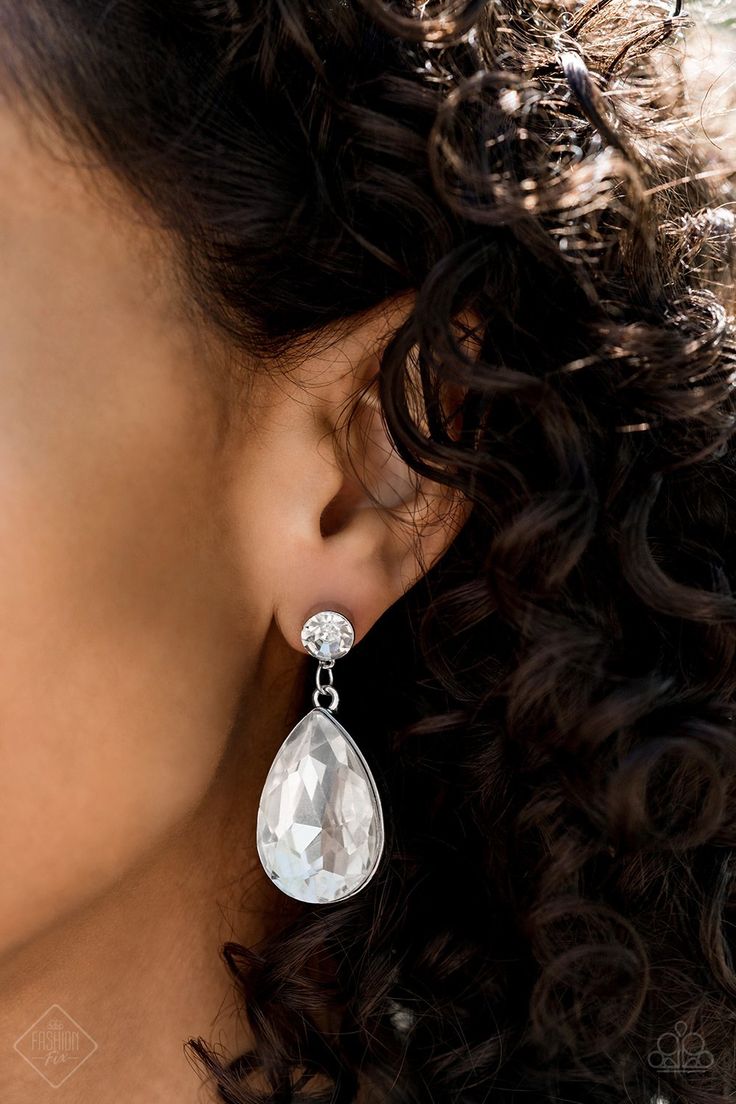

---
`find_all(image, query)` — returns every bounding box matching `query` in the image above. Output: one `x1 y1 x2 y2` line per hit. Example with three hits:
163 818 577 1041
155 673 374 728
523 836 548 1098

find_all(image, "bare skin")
0 103 468 1103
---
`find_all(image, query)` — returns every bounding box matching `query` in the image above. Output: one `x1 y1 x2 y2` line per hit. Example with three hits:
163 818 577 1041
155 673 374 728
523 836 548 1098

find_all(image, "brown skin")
0 104 468 1102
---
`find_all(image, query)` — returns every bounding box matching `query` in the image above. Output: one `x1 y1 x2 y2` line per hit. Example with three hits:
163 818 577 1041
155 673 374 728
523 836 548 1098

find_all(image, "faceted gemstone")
301 611 354 662
256 706 384 904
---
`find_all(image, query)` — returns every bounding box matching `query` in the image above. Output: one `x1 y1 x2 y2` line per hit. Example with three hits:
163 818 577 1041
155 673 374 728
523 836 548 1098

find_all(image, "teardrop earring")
256 610 385 905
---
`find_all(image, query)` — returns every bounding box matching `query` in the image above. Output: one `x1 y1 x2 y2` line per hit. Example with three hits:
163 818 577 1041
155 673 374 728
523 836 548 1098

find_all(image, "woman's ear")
231 294 473 656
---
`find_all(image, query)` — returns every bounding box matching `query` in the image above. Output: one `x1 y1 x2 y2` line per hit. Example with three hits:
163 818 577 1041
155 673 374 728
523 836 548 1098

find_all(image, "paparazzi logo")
647 1020 714 1073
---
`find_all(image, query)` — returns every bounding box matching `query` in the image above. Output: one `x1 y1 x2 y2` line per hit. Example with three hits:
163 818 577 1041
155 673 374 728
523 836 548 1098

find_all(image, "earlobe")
259 298 474 658
272 418 468 657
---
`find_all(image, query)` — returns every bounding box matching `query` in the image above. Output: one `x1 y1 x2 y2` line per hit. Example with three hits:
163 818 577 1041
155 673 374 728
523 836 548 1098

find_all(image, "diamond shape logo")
14 1004 97 1087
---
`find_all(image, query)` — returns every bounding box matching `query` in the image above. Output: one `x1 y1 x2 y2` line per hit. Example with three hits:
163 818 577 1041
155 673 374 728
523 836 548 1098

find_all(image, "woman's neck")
0 686 295 1104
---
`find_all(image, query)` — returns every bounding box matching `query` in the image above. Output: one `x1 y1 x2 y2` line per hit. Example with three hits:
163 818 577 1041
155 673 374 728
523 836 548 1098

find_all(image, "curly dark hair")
4 1 736 1101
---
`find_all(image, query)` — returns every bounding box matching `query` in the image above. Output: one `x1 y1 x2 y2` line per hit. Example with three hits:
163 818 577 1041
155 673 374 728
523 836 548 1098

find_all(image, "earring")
256 610 385 905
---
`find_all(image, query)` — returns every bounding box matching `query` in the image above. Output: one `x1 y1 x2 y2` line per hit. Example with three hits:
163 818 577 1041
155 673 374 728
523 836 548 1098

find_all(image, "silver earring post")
256 610 385 905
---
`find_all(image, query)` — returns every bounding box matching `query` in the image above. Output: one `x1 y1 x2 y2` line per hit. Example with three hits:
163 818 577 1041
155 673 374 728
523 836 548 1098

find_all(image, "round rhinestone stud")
301 610 355 662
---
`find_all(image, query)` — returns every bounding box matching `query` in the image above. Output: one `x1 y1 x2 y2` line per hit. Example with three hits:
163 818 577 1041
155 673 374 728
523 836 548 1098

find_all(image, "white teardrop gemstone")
256 706 384 904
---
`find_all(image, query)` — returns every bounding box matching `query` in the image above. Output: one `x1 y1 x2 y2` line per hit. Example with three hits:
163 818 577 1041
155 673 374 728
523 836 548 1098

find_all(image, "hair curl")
3 1 736 1101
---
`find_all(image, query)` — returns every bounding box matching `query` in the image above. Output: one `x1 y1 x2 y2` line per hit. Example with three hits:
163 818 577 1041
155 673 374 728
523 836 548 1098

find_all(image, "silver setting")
256 706 385 904
313 661 339 711
255 607 385 905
